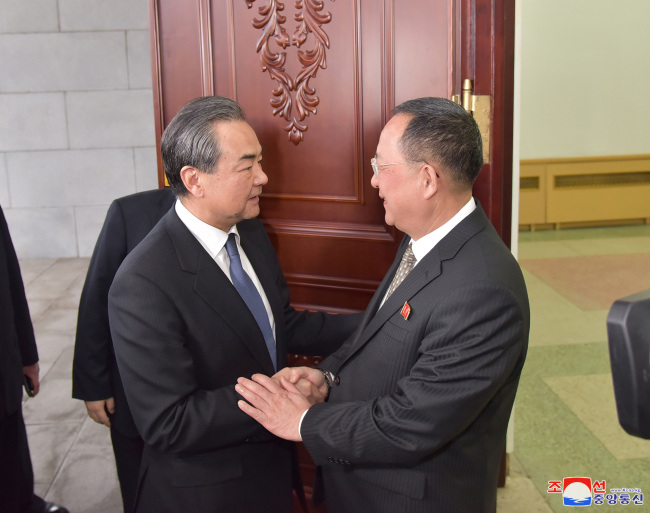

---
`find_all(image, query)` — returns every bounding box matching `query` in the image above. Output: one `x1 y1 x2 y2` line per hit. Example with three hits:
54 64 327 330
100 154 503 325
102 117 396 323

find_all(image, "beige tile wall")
0 0 158 259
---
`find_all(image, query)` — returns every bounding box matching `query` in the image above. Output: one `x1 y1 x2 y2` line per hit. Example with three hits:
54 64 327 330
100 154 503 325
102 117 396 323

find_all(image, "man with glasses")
236 97 530 513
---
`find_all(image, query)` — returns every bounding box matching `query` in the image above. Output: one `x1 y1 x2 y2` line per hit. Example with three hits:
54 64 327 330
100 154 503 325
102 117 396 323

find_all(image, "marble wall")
0 0 158 258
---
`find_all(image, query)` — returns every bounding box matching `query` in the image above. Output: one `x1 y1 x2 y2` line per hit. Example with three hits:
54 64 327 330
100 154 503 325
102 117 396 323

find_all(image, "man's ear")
180 166 202 197
422 163 440 200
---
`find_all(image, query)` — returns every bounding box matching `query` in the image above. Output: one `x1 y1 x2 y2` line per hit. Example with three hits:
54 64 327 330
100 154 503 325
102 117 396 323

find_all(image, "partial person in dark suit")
0 205 69 513
72 187 175 513
237 97 531 513
108 96 359 513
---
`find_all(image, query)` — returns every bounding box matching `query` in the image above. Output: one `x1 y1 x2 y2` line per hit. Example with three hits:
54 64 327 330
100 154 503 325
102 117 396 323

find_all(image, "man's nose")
255 166 268 185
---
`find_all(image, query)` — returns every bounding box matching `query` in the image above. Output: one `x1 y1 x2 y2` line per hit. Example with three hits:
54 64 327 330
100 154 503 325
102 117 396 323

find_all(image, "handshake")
235 366 331 442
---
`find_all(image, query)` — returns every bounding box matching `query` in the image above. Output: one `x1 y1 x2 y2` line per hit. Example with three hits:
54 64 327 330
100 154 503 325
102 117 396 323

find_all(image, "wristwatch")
320 370 340 399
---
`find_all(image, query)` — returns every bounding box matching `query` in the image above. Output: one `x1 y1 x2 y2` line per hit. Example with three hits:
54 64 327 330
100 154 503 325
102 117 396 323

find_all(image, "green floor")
516 225 650 511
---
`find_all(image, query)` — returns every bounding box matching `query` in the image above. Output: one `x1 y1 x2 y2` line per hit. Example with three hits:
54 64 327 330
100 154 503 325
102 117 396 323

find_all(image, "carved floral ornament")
246 0 334 145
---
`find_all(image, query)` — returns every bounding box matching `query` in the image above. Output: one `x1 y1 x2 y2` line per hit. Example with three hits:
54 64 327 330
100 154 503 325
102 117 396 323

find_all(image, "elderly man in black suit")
72 187 174 513
237 97 530 513
107 96 359 513
0 205 69 513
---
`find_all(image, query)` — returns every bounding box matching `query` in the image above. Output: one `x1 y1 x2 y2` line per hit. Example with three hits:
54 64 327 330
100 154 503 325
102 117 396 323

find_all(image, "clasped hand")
236 366 327 441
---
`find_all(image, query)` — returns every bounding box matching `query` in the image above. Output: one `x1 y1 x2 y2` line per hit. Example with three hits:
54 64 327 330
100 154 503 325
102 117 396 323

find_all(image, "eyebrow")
238 147 264 162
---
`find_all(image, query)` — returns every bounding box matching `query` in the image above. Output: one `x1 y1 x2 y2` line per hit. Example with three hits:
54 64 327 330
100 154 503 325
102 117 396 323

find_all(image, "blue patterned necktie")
225 233 277 370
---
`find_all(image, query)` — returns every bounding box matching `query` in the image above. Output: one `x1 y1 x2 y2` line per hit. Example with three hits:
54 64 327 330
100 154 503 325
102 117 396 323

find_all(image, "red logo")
400 302 411 320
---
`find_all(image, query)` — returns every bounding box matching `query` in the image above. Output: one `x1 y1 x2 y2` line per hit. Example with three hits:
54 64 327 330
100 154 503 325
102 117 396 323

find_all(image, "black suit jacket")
302 203 530 513
72 188 175 437
0 205 38 421
108 208 358 513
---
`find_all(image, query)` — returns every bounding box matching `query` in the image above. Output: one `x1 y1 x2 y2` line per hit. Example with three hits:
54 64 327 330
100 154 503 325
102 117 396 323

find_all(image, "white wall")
0 0 158 258
520 0 650 159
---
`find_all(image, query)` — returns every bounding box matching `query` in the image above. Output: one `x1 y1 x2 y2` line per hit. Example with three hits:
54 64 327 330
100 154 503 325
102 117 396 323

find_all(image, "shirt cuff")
298 408 310 437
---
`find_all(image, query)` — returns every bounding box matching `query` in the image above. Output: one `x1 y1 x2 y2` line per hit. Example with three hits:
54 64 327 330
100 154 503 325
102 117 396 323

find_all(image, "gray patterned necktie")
385 243 416 300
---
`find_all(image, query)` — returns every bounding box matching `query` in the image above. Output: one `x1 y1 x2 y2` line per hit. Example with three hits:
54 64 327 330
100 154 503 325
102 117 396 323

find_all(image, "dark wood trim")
148 0 165 188
471 0 515 248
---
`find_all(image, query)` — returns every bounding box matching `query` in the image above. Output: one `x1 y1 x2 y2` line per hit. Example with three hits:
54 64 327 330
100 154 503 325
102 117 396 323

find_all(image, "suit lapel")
340 247 442 364
358 236 410 330
338 203 490 367
164 210 275 374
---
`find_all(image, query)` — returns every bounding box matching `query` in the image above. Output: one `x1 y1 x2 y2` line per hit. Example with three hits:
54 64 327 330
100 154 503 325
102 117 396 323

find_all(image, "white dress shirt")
410 196 476 264
174 199 276 338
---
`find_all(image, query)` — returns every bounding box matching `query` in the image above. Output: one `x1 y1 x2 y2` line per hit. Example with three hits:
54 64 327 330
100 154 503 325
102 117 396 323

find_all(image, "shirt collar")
410 197 476 265
175 199 238 259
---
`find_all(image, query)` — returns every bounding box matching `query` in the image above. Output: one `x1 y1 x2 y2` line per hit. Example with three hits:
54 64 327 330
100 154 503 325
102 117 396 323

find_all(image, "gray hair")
161 96 245 197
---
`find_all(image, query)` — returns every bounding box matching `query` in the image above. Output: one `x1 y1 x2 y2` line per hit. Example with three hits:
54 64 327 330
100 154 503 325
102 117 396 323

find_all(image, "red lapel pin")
400 301 411 320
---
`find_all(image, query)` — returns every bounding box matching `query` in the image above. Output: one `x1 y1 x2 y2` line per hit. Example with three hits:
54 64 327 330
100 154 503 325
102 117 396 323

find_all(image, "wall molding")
520 154 650 230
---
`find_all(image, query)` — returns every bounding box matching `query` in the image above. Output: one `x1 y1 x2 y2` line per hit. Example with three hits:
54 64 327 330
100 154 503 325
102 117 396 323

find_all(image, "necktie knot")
402 244 416 267
225 233 239 258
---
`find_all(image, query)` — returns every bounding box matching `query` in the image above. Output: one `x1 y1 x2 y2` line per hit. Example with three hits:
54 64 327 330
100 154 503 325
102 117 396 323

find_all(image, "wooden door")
149 0 514 509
